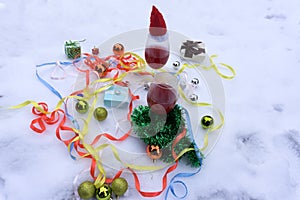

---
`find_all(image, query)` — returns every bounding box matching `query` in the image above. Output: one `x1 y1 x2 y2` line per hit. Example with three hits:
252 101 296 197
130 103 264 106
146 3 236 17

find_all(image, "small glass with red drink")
147 72 178 114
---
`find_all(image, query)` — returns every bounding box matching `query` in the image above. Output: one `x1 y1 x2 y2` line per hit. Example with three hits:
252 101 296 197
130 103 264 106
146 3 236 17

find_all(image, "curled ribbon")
30 102 77 147
100 127 191 198
178 86 225 151
119 52 146 71
13 55 179 197
204 54 236 79
102 161 178 197
30 102 58 133
32 50 229 199
176 54 236 80
165 107 204 200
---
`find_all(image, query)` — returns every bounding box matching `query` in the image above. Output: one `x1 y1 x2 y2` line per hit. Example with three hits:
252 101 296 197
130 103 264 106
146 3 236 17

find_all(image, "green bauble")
201 115 214 129
96 184 112 200
75 100 89 114
94 107 108 121
111 177 128 197
77 181 96 199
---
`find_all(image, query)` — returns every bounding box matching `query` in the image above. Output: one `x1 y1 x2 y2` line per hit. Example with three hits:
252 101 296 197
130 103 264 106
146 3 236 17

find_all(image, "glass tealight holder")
147 72 179 114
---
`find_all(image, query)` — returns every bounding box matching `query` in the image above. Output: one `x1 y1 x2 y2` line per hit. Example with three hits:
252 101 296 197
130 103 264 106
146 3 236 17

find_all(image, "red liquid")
147 83 177 114
145 47 170 69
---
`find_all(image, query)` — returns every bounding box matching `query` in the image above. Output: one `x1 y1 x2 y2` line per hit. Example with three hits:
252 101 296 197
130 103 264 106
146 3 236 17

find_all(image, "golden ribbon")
176 54 236 80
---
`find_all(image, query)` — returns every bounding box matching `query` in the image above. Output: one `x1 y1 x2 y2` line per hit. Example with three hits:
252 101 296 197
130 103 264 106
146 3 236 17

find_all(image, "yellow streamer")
95 144 164 171
66 52 229 181
6 53 165 189
177 80 225 152
119 52 146 70
178 87 211 107
66 53 171 188
174 147 195 161
8 100 50 114
9 52 231 188
200 132 209 152
205 55 236 79
176 55 236 80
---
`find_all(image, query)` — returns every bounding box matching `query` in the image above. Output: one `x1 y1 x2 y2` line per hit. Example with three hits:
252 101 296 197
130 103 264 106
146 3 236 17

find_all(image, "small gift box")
180 40 206 62
104 85 129 108
64 40 81 59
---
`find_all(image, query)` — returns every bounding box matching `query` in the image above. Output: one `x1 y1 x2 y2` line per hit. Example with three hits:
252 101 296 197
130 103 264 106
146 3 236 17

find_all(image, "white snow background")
0 0 300 199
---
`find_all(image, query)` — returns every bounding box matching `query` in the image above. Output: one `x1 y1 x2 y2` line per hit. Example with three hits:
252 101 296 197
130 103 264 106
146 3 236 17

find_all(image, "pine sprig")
131 105 202 167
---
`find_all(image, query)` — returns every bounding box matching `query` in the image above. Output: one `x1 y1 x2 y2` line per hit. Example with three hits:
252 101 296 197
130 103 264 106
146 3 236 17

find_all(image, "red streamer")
127 88 140 120
30 102 77 147
171 128 187 160
105 161 178 197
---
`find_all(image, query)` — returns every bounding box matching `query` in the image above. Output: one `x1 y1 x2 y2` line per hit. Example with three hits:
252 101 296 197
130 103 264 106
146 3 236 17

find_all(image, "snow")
1 0 300 199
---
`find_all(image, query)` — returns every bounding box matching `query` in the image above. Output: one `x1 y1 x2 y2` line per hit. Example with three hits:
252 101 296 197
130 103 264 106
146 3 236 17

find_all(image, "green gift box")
64 40 81 59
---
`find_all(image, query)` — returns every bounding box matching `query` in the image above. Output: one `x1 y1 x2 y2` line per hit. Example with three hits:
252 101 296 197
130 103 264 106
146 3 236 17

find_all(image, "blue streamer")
35 59 84 160
35 58 83 68
164 107 203 200
35 69 63 99
68 141 76 160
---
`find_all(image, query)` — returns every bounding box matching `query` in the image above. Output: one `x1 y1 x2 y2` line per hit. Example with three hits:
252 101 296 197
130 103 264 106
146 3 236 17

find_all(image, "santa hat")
149 6 167 36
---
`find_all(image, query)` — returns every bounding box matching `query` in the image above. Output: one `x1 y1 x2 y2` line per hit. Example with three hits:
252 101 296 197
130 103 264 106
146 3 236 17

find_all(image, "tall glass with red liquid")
147 72 179 114
145 29 170 70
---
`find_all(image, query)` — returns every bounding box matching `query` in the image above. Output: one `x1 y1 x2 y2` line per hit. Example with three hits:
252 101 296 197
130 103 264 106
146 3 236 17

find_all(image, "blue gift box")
104 85 130 108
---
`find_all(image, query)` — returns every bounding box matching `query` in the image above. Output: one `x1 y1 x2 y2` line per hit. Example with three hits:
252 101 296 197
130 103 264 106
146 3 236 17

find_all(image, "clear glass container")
147 72 178 114
144 29 170 70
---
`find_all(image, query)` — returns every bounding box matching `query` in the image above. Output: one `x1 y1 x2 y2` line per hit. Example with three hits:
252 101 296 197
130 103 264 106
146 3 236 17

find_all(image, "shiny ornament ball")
94 107 108 121
96 184 112 200
191 78 200 86
201 115 214 129
172 61 180 70
146 145 163 160
189 94 198 102
113 43 125 56
77 181 96 199
111 177 128 196
92 47 99 55
143 82 150 90
75 100 89 114
95 63 107 74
